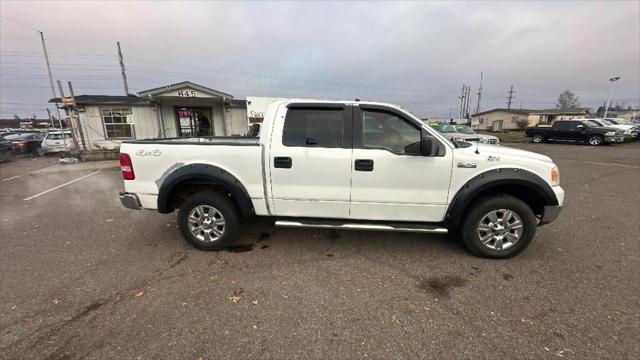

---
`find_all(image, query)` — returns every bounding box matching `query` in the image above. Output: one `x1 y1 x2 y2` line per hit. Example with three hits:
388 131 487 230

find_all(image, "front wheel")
588 135 603 146
460 195 537 258
531 134 545 143
177 191 241 251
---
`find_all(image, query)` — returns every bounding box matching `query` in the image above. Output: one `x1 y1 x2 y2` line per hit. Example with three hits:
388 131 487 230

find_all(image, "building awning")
48 95 150 106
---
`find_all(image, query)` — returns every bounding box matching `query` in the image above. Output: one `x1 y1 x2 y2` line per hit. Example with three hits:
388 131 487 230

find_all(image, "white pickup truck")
119 100 564 258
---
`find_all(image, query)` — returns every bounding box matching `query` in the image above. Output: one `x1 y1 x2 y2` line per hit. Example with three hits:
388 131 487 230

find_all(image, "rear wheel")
460 195 537 258
178 191 241 251
588 135 603 146
532 133 545 143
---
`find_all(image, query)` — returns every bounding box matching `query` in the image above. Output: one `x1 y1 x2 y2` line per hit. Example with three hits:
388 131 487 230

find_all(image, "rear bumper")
119 192 141 210
540 205 562 225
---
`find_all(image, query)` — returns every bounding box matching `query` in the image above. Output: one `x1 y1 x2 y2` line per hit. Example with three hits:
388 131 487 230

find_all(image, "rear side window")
553 121 572 130
283 108 342 147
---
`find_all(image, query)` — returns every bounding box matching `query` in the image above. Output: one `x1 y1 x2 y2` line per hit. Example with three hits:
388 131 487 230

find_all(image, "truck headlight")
551 167 560 186
479 138 488 143
605 131 616 136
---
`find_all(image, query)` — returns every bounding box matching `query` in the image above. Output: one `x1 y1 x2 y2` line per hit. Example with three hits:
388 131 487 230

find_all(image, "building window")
101 107 134 139
479 118 484 124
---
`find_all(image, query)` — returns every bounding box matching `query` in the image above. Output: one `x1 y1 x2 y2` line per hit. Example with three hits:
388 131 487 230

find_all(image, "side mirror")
421 130 442 156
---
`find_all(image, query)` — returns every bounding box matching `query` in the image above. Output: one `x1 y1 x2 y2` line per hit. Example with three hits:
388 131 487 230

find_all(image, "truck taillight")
119 153 135 180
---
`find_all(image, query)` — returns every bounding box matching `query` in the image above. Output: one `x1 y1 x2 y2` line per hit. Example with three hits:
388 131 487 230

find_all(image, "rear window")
282 108 343 147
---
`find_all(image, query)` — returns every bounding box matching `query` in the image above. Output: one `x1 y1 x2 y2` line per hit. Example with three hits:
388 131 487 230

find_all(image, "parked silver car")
454 125 500 145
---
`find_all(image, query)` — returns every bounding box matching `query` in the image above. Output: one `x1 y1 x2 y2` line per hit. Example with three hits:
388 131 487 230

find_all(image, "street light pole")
603 76 621 119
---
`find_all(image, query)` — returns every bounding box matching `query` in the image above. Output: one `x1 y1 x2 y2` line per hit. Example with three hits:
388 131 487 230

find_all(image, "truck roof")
270 99 408 111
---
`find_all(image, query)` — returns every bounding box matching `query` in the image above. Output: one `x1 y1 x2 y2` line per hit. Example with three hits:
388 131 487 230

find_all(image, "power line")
0 15 40 32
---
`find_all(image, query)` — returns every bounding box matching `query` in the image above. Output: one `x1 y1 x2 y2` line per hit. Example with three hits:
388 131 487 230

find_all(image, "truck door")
268 104 353 218
552 121 581 141
349 106 453 222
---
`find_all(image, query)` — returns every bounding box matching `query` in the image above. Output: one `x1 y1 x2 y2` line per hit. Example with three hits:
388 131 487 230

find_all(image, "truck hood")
460 143 553 164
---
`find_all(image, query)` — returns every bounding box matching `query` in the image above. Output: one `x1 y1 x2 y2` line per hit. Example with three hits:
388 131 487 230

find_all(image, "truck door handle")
354 159 374 171
274 156 292 168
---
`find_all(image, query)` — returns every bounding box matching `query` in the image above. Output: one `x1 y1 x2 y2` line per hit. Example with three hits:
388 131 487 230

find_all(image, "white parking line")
1 175 22 182
23 170 101 201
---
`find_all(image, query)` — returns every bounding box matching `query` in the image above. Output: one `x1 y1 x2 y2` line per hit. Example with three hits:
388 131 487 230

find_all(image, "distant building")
470 107 590 131
49 81 248 150
0 117 56 129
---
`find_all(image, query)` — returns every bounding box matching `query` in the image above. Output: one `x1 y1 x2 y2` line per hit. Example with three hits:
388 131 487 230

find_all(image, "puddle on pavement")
257 233 271 242
418 275 468 297
224 244 255 253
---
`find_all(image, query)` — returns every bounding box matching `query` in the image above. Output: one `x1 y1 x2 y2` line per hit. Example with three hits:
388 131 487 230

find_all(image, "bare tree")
556 90 580 109
516 118 529 130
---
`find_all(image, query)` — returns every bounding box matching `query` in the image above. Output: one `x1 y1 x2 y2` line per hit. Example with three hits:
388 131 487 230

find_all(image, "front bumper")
119 192 141 210
540 205 562 225
605 135 625 143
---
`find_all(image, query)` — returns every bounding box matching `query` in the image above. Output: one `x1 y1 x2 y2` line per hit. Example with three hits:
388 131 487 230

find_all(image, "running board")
275 220 448 234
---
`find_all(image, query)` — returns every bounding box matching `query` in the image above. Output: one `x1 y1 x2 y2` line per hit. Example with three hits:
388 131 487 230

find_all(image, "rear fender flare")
157 163 254 217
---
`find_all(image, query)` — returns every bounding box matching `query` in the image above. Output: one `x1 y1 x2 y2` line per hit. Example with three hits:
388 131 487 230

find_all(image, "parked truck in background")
525 119 625 146
119 100 564 258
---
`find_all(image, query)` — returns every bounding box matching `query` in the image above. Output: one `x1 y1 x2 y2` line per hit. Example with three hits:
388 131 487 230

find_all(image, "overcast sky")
1 0 639 119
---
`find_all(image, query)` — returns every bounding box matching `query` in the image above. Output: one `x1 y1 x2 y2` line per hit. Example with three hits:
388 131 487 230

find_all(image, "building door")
492 120 503 132
175 107 212 137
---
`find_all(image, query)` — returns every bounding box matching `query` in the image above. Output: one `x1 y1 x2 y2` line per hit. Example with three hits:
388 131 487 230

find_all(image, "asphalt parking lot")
1 143 639 360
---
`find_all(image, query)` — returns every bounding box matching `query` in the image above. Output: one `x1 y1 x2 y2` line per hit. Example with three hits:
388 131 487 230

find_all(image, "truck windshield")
432 123 458 133
582 120 600 127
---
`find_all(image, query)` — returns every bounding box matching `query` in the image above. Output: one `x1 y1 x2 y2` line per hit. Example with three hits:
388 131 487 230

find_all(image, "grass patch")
479 131 527 143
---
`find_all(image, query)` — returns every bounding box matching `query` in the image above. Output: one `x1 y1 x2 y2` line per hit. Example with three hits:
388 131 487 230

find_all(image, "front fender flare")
445 168 558 227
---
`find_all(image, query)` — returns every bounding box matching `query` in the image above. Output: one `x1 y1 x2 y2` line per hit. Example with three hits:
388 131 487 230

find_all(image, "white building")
50 81 249 150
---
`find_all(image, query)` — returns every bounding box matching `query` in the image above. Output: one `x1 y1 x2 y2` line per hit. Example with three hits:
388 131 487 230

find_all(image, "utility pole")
39 30 67 140
464 85 471 119
507 85 515 109
117 41 130 95
458 85 466 119
475 72 483 115
57 80 79 149
604 76 621 119
68 81 87 151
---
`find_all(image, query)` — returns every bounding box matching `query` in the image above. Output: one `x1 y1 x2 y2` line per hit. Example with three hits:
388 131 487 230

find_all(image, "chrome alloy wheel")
188 205 226 242
532 134 544 143
476 209 523 251
589 136 602 146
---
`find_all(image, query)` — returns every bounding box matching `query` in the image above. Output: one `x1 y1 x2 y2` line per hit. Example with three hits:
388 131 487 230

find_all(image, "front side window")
101 107 133 139
362 109 420 154
282 108 342 147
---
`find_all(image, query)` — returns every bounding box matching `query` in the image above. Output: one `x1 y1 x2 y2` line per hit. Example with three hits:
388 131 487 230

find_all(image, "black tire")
460 194 537 258
531 133 545 143
177 191 241 251
587 135 603 146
